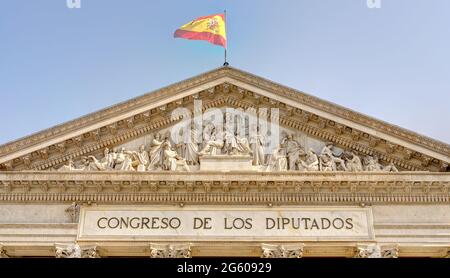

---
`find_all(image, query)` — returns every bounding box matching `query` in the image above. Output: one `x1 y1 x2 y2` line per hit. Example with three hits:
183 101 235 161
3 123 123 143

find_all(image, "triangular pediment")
0 66 449 172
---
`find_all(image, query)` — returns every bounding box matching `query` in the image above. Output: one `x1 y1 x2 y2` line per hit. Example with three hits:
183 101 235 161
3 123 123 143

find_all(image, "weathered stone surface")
77 206 374 241
199 155 254 171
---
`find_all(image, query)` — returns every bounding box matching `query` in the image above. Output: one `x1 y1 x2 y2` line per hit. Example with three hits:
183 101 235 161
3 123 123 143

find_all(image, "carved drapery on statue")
250 131 265 166
198 127 224 156
178 128 200 165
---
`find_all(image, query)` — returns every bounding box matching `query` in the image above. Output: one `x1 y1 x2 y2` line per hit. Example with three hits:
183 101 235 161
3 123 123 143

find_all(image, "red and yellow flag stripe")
174 14 227 48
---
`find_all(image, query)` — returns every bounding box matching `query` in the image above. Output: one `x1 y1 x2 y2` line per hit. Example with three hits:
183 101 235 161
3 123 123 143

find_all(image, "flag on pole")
174 14 227 48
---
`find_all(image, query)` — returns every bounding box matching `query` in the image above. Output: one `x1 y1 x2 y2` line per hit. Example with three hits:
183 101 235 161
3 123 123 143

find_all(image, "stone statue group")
265 136 398 172
58 128 399 172
59 134 190 172
58 125 259 172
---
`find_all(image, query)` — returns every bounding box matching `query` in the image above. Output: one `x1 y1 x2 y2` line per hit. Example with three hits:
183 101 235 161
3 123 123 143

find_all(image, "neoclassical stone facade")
0 66 449 258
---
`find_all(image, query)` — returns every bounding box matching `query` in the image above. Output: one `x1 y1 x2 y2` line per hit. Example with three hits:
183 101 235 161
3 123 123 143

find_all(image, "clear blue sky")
1 0 449 145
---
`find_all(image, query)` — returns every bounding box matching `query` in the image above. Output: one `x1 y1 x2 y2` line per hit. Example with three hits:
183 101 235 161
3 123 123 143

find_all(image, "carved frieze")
1 171 448 205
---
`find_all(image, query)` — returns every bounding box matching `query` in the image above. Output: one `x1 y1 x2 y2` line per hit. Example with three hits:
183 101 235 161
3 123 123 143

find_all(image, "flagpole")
223 9 229 66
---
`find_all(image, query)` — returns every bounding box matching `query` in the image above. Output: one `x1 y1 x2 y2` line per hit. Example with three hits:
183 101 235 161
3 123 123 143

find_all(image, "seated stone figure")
223 128 237 155
382 162 399 172
162 142 190 171
344 151 363 172
321 143 347 171
114 147 134 171
233 134 252 156
198 129 224 156
222 128 252 156
298 149 319 171
364 155 383 171
85 148 115 171
319 153 334 171
58 159 80 171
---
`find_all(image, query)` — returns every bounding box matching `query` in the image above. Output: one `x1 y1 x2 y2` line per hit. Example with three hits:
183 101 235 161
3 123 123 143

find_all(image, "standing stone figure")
129 145 149 172
250 127 265 166
282 135 304 170
179 128 200 165
148 133 164 170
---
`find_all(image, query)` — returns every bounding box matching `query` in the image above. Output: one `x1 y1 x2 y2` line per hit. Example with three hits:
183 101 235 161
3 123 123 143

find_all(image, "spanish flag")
174 14 227 48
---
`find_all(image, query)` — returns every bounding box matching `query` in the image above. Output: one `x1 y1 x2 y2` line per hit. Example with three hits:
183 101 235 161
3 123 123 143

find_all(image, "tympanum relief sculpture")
56 112 400 172
56 135 399 173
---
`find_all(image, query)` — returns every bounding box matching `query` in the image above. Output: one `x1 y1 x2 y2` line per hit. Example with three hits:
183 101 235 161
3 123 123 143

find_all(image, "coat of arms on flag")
174 14 227 48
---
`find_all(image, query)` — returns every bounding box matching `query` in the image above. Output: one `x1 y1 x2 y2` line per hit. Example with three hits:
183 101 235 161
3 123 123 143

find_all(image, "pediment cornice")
0 66 449 172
